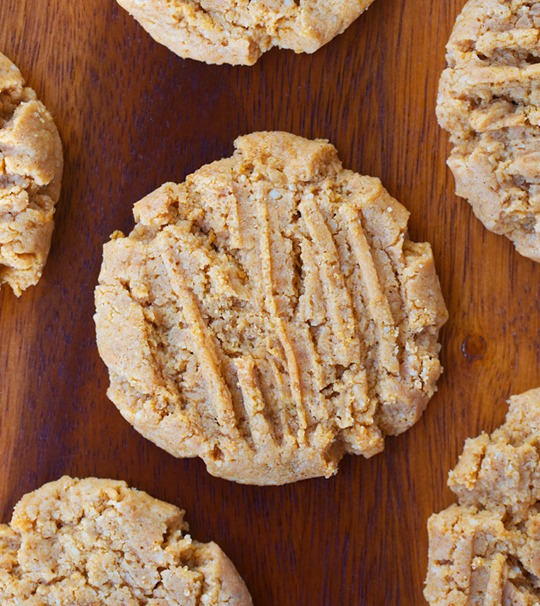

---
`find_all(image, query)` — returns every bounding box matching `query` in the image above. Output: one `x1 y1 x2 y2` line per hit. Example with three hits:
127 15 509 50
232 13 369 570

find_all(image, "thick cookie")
0 477 252 605
437 0 540 262
115 0 375 65
425 388 540 605
0 52 63 295
95 131 447 485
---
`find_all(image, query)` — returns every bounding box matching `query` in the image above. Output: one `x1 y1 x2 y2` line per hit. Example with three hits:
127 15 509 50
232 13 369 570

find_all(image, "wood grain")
1 1 539 604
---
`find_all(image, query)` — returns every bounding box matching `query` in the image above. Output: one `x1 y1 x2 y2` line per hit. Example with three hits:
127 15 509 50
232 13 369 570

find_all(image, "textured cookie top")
0 52 63 295
425 388 540 605
0 477 252 605
95 131 447 485
437 0 540 261
115 0 375 65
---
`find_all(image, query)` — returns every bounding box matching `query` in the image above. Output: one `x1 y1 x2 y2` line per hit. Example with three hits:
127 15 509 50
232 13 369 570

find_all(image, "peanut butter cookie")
0 52 63 295
116 0 375 65
0 477 252 605
95 131 448 485
425 387 540 605
437 0 540 261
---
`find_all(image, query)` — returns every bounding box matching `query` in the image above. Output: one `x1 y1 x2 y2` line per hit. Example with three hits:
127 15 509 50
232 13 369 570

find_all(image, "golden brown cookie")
0 477 252 605
437 0 540 262
95 131 448 485
115 0 375 65
0 52 63 295
425 387 540 605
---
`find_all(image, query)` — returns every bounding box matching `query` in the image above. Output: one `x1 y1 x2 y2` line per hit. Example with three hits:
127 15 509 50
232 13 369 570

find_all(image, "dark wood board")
1 0 539 603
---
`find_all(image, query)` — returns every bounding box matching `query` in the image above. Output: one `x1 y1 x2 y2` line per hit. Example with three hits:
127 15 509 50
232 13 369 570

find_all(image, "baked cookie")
95 131 448 485
115 0 375 65
437 0 540 262
0 52 63 295
0 477 252 605
425 387 540 605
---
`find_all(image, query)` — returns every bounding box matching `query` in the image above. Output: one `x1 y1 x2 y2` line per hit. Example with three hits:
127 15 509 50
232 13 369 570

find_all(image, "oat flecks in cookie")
0 52 63 295
94 131 448 485
425 387 540 605
115 0 375 66
437 0 540 262
0 477 252 605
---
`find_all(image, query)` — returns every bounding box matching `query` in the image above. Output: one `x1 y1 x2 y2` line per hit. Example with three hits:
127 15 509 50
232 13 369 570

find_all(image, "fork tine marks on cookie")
338 204 400 377
255 185 309 442
234 356 279 452
159 238 241 441
300 196 359 367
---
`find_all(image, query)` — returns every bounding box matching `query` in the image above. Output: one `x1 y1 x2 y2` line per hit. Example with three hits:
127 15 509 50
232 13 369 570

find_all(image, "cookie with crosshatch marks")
437 0 540 262
0 477 252 605
94 131 448 485
425 388 540 605
0 52 63 295
115 0 375 65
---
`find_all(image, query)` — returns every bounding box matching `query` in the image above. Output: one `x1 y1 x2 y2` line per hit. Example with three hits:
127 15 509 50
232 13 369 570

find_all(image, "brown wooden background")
1 1 539 604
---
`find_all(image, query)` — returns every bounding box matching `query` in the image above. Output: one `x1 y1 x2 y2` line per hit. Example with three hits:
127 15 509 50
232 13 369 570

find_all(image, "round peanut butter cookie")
0 477 252 605
115 0 375 66
425 388 540 605
0 52 63 295
437 0 540 262
95 131 448 485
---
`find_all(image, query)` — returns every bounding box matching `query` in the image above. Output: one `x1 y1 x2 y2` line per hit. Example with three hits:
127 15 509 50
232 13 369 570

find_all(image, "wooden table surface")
1 1 539 604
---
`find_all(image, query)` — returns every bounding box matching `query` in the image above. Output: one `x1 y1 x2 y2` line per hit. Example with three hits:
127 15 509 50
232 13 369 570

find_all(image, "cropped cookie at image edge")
95 132 448 485
115 0 376 65
0 52 63 296
0 477 252 605
437 0 540 262
425 387 540 605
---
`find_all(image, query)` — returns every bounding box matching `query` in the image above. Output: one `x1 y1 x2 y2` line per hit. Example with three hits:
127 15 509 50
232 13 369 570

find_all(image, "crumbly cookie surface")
95 131 447 485
0 52 63 295
437 0 540 261
0 477 252 605
115 0 375 65
425 388 540 605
